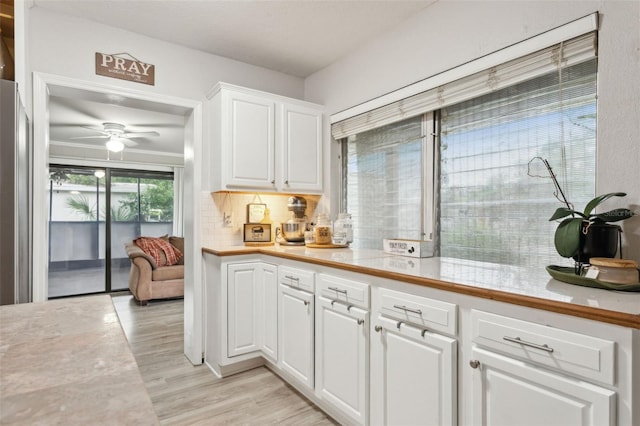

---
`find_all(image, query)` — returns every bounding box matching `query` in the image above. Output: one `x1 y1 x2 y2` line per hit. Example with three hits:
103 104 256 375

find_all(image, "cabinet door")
470 347 615 426
281 103 322 192
279 284 315 389
370 316 457 426
225 91 276 189
316 297 368 425
227 263 260 357
258 263 278 362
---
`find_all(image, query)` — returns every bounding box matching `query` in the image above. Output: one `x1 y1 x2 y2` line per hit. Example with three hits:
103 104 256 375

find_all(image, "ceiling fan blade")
122 131 160 138
81 125 110 135
133 123 182 129
70 135 111 140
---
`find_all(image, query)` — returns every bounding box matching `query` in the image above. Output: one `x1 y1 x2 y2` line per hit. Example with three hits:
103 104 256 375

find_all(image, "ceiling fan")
71 122 160 153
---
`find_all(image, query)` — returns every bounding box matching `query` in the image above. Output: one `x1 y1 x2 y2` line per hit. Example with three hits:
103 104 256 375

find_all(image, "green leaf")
549 207 583 221
592 208 635 223
583 192 627 217
554 218 584 258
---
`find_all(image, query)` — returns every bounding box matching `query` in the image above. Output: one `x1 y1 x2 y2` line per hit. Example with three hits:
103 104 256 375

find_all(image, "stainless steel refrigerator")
0 79 32 304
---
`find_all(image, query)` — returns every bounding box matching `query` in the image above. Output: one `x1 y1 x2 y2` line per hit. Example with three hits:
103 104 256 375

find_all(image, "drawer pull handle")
503 336 554 353
374 325 382 332
330 299 354 311
357 319 364 325
393 304 422 315
469 360 480 369
395 320 429 337
303 300 309 306
285 275 300 282
328 286 347 294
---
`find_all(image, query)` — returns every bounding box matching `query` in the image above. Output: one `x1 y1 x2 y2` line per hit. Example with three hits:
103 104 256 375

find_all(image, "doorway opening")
47 165 175 298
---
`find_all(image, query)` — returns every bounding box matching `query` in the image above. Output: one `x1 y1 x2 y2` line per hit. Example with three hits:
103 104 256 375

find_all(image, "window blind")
332 32 597 140
345 115 424 249
439 59 597 267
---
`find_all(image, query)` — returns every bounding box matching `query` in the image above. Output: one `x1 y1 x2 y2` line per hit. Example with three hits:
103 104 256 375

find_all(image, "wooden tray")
305 243 349 249
546 265 640 292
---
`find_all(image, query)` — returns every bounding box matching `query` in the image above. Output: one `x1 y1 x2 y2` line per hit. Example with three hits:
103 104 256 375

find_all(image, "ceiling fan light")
106 138 125 153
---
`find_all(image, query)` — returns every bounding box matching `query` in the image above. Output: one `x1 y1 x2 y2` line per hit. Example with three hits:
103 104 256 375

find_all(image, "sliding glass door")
48 167 106 297
110 171 175 291
47 166 174 297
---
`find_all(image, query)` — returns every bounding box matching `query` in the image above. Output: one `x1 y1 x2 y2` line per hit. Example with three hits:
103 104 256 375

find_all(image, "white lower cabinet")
206 257 635 426
257 263 278 362
468 310 617 426
227 263 261 357
279 282 315 390
470 347 615 426
315 296 369 425
226 262 278 359
370 315 457 426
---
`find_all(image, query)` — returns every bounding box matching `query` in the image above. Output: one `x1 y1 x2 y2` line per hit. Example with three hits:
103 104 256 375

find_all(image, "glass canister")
314 213 332 244
333 212 353 244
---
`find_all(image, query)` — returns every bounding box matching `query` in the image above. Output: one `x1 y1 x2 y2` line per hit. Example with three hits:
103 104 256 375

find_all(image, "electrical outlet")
223 213 233 228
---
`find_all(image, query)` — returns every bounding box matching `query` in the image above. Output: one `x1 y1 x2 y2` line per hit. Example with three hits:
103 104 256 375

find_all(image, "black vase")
572 223 621 264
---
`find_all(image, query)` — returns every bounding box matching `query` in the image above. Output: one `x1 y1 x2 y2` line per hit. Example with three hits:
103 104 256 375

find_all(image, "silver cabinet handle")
271 180 275 184
357 319 364 325
503 336 554 353
328 286 347 294
285 180 289 185
469 360 480 369
285 275 300 282
374 325 382 332
393 304 422 315
303 300 309 306
330 299 353 311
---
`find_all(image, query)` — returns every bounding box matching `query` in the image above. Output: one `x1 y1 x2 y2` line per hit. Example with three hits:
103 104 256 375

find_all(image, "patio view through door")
48 166 174 298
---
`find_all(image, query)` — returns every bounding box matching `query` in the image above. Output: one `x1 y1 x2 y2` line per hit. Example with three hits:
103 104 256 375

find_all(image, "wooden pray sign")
95 52 155 86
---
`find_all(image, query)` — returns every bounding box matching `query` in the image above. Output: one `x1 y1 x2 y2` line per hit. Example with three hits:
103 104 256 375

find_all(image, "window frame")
340 112 437 245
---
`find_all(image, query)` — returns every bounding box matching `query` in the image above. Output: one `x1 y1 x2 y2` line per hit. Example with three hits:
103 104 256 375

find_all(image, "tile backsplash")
200 192 322 247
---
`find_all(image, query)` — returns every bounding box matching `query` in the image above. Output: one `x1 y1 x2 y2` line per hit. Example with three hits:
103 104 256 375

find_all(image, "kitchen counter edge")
202 246 640 329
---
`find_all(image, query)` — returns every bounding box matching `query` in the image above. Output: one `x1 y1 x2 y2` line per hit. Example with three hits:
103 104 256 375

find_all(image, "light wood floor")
111 295 336 425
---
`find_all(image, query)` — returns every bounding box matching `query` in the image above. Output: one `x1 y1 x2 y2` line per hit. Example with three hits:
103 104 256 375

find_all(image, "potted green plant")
549 192 634 262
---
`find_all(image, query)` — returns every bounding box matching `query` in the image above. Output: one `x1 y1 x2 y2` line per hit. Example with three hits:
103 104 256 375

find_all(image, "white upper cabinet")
281 103 323 192
206 83 323 193
224 91 276 189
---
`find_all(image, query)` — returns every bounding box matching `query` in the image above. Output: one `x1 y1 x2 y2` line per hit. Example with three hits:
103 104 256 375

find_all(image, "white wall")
305 0 640 262
28 7 305 107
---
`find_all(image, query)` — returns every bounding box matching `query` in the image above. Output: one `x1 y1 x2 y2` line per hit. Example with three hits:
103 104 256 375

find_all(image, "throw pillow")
134 236 183 267
169 236 185 265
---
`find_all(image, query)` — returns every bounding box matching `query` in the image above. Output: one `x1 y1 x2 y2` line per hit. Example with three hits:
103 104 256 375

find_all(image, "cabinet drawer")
317 274 370 310
379 288 457 336
471 310 615 385
279 265 315 293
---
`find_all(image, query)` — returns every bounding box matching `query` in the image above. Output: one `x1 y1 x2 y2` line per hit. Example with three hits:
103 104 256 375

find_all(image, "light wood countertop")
0 295 158 425
203 245 640 329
